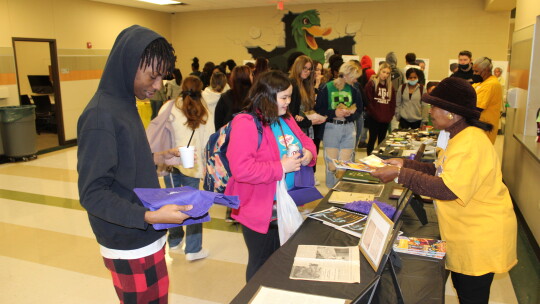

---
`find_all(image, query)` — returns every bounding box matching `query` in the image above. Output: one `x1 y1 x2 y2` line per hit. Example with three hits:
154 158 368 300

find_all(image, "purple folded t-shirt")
133 187 240 230
342 200 396 219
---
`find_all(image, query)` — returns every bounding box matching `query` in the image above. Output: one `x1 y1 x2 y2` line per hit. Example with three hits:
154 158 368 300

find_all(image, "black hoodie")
77 25 164 250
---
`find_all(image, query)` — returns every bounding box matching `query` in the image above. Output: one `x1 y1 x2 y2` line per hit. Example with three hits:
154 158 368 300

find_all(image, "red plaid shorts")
103 246 169 304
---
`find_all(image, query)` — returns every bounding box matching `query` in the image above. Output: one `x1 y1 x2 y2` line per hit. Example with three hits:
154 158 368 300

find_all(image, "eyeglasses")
302 67 313 72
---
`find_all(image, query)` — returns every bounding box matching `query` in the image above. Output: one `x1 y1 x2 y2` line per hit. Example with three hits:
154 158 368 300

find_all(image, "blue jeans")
164 171 203 254
322 122 356 188
355 112 367 146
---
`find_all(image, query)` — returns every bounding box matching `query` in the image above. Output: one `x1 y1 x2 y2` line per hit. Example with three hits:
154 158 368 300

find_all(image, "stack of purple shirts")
134 186 240 230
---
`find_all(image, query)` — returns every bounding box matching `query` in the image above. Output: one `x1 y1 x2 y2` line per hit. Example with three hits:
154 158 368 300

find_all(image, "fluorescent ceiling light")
137 0 182 5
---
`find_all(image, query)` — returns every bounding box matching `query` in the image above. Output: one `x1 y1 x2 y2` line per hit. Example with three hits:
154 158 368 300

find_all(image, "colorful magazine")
393 236 447 259
332 159 376 172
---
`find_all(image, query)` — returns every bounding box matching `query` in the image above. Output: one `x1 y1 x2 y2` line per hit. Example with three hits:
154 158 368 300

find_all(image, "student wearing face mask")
472 57 503 144
451 50 483 84
395 68 429 129
364 62 396 155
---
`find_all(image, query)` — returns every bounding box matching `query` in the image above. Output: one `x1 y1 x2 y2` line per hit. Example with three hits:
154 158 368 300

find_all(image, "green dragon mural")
247 10 356 71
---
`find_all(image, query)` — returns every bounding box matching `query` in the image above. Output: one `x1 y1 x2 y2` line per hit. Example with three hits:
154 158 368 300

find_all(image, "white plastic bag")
276 175 304 245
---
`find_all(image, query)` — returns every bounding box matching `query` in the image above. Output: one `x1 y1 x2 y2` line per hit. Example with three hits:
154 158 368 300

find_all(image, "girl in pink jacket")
226 70 317 281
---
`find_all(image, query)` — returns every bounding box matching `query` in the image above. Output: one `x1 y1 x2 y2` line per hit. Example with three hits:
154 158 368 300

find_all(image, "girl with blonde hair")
314 60 363 188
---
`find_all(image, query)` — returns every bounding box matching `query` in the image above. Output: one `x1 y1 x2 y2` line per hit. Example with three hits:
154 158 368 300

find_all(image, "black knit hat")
422 77 482 120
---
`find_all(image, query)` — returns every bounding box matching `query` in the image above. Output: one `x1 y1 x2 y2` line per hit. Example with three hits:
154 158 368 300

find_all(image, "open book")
290 245 361 283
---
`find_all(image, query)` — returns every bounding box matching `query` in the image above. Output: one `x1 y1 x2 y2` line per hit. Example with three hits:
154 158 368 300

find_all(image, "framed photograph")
359 204 394 272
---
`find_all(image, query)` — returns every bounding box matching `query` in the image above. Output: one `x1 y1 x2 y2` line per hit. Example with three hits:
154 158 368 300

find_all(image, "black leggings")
366 116 389 155
312 138 321 173
451 271 495 304
242 222 280 282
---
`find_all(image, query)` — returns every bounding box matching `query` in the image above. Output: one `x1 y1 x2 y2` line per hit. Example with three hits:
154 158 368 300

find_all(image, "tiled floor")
0 135 535 303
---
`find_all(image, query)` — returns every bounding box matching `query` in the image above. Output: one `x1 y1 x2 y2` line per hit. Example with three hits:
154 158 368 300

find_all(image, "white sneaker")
186 249 209 261
314 178 320 186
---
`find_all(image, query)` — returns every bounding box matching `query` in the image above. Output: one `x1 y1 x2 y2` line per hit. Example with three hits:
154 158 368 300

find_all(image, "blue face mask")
408 79 418 86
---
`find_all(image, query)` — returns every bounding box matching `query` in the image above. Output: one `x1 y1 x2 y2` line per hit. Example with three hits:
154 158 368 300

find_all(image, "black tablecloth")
230 185 448 304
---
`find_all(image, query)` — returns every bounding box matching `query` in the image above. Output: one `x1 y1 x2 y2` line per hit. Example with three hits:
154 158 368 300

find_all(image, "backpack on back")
146 99 176 154
203 113 263 193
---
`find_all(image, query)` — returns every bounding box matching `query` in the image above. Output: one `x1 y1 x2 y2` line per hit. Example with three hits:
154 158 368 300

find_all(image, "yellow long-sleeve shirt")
434 126 517 275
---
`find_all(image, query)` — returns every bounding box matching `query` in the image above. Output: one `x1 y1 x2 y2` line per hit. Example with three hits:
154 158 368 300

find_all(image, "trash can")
0 105 37 158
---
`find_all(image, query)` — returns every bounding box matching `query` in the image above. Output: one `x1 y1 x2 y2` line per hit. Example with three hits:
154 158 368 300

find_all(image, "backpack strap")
233 112 264 149
401 84 424 97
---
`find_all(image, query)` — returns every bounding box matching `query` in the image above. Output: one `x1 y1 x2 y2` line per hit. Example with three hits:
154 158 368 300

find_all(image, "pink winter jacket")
226 114 317 234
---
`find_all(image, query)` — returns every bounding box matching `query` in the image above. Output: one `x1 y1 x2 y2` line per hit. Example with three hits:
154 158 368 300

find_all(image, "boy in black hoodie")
77 25 192 303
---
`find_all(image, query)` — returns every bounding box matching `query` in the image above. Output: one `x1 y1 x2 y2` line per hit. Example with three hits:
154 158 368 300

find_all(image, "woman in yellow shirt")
372 77 517 304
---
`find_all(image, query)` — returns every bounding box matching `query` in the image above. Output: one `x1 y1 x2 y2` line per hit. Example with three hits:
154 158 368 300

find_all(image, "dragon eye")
302 18 309 25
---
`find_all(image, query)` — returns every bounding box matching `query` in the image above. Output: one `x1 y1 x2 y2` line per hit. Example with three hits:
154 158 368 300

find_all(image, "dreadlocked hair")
139 38 176 78
176 76 208 130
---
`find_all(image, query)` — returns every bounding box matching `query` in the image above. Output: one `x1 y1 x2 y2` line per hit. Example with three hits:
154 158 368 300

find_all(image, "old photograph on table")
290 245 360 283
359 204 394 271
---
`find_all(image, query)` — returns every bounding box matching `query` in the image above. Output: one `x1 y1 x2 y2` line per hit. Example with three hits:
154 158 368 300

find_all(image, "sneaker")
357 142 367 149
169 244 181 251
225 217 237 223
168 239 183 251
186 249 209 261
314 178 320 186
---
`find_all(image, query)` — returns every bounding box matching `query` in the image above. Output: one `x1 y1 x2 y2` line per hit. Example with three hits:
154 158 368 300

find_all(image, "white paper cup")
179 146 195 168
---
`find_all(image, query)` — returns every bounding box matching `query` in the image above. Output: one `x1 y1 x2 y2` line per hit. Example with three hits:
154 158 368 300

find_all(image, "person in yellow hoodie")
371 77 517 304
472 57 503 144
